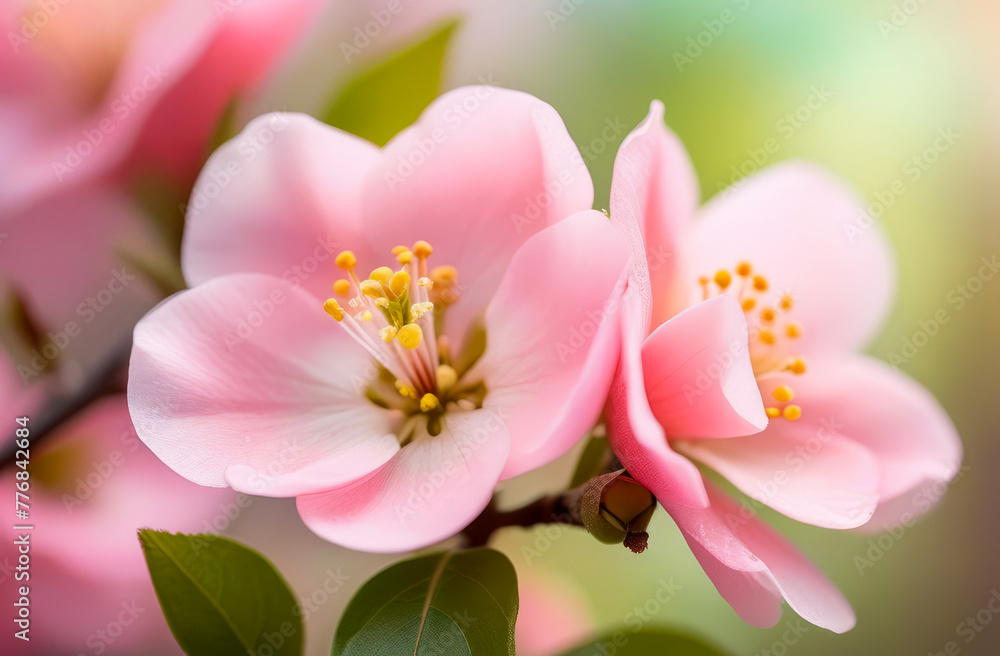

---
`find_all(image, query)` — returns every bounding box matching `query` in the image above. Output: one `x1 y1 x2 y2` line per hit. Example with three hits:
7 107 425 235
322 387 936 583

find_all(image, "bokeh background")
2 1 998 655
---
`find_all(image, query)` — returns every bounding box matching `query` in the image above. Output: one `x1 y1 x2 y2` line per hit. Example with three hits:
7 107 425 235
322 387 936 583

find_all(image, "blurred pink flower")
515 572 592 656
1 395 233 655
0 0 323 215
128 87 628 553
0 184 161 383
605 102 962 631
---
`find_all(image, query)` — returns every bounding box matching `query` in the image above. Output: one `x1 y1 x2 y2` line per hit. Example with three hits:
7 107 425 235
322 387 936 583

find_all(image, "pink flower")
515 572 592 656
605 102 962 631
0 184 161 381
0 0 323 215
1 396 232 655
128 87 629 553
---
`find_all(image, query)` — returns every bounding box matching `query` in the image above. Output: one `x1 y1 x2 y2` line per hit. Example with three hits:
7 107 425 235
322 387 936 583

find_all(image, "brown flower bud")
580 469 656 553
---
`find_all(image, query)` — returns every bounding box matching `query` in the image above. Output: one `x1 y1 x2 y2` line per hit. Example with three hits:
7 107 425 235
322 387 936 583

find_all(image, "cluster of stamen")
323 241 465 422
699 261 806 421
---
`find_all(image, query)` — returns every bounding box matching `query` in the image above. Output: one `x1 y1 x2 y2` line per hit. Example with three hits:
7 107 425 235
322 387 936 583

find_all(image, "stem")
1 332 132 467
463 487 587 548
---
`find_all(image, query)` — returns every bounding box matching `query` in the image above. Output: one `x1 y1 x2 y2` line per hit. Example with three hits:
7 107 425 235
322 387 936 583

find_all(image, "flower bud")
580 470 656 553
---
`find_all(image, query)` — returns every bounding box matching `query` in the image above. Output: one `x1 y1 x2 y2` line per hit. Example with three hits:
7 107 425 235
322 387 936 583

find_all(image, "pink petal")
610 100 700 331
362 86 594 348
677 374 882 529
181 113 381 299
466 211 628 479
665 484 856 632
128 273 400 497
776 356 960 526
297 409 510 553
687 162 895 355
642 296 767 439
605 289 710 508
128 0 325 187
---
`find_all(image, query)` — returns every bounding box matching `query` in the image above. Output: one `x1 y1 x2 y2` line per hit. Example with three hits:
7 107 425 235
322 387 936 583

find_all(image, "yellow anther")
783 405 802 421
786 322 803 338
758 329 775 344
333 279 351 296
736 262 752 277
765 407 781 419
396 249 413 265
787 357 807 375
389 271 410 297
418 277 433 288
436 364 458 393
760 307 776 323
772 385 794 403
379 326 398 342
369 266 394 284
359 310 372 322
780 294 794 311
753 275 769 292
698 276 710 286
391 245 409 256
335 250 356 269
323 299 344 322
396 323 423 350
714 270 732 290
420 393 440 412
394 381 417 399
360 280 385 298
410 302 434 321
430 265 458 285
741 298 757 311
375 297 390 309
412 240 433 258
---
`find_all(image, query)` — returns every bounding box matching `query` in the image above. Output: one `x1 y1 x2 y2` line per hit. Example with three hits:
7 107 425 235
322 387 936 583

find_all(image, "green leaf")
139 530 303 656
324 20 459 146
569 435 613 489
560 629 730 656
332 548 517 656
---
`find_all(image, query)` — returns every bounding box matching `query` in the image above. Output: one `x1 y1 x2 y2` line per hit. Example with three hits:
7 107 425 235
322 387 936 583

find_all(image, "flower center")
699 261 806 422
323 241 483 439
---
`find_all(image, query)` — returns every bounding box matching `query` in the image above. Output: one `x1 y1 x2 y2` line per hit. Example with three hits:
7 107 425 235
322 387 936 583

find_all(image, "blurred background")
2 1 998 655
